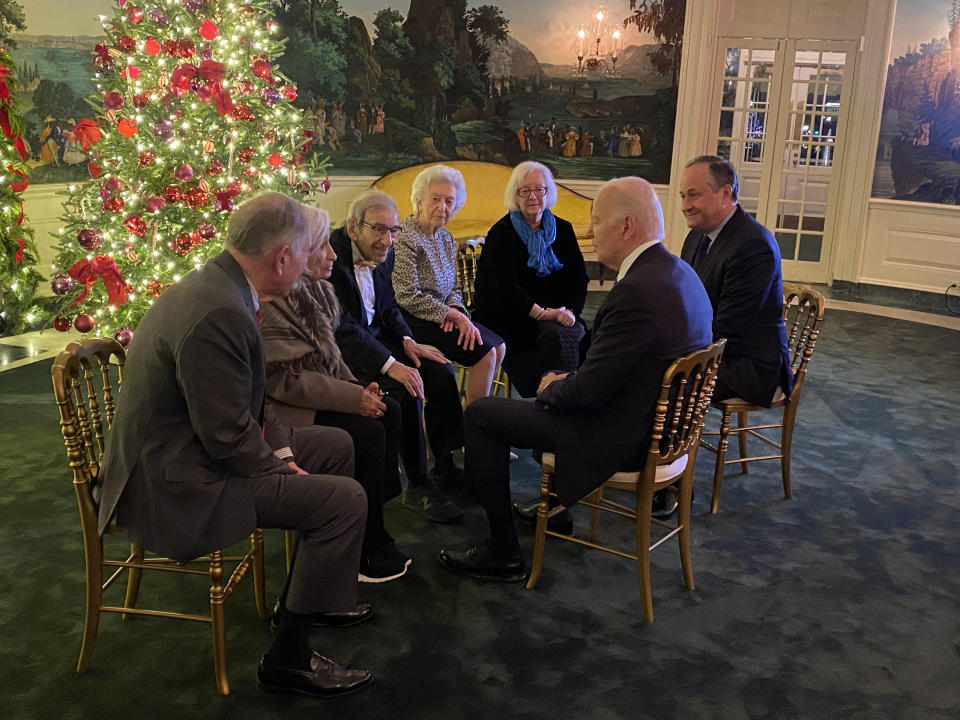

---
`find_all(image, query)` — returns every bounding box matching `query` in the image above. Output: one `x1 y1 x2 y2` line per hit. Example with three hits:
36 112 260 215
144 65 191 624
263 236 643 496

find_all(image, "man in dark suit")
679 155 793 407
329 189 465 524
96 193 372 697
439 177 714 582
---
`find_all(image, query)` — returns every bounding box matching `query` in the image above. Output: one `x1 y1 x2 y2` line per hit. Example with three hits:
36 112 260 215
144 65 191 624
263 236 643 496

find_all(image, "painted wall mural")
872 0 960 205
13 0 683 184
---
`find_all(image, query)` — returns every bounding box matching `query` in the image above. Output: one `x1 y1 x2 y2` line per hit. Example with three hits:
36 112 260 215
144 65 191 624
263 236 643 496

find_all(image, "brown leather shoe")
257 652 372 697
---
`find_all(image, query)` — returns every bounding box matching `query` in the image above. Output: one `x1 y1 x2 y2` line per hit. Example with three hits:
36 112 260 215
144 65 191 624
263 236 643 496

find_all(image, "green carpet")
1 308 958 719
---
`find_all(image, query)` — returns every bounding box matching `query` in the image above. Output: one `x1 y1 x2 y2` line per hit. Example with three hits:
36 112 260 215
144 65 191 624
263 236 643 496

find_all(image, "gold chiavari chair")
526 340 726 623
51 337 268 695
700 283 826 514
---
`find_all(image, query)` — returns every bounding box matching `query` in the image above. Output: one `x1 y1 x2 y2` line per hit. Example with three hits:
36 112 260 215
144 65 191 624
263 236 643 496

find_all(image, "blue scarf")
509 209 563 278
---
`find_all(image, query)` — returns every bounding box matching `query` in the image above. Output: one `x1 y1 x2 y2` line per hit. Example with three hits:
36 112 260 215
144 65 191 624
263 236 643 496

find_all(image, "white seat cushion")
608 453 688 485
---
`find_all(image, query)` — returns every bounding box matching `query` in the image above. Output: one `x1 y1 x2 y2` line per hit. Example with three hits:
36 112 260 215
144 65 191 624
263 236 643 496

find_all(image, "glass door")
712 39 858 283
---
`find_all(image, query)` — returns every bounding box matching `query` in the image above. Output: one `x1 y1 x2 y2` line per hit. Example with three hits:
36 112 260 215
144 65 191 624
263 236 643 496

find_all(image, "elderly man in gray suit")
96 192 373 697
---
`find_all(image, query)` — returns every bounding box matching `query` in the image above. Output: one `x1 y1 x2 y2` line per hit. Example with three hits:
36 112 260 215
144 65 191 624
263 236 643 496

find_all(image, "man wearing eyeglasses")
329 189 466 525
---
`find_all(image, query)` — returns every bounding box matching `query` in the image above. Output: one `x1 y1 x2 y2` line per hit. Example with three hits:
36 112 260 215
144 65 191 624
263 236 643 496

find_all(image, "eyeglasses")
517 186 547 198
361 221 401 237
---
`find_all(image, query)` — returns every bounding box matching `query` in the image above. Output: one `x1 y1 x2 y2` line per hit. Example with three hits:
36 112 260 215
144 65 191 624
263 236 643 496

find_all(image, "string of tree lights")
47 0 325 342
0 46 43 336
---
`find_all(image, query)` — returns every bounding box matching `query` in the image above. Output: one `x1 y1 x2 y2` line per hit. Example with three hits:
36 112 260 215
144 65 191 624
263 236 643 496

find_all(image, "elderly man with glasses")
329 189 466 525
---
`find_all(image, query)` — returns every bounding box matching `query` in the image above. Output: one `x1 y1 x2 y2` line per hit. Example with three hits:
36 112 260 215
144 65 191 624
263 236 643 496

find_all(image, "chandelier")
575 6 623 77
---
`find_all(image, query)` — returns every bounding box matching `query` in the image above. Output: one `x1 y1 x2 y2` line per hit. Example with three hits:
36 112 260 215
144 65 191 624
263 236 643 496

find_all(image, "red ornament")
320 178 332 194
280 85 297 101
183 187 209 208
251 57 271 78
163 185 181 203
51 274 76 295
102 196 125 213
118 35 136 52
177 39 196 58
268 153 284 168
171 233 195 257
206 158 223 176
114 328 134 347
127 6 144 24
54 316 73 332
124 214 147 236
146 279 163 297
230 104 254 122
163 39 180 56
133 92 150 108
124 66 140 80
213 191 234 212
237 146 256 162
242 166 259 178
105 177 123 193
87 160 102 179
197 222 217 240
138 151 156 167
199 19 218 39
104 92 124 110
225 181 242 196
77 228 103 249
144 37 161 56
175 163 195 182
235 80 254 96
74 314 96 333
145 196 165 212
117 117 137 137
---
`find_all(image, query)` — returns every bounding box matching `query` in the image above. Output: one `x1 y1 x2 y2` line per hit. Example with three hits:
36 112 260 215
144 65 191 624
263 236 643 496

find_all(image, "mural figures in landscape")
13 0 683 184
873 0 960 205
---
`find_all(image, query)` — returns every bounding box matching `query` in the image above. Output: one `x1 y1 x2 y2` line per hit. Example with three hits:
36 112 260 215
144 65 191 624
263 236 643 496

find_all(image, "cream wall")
21 0 960 297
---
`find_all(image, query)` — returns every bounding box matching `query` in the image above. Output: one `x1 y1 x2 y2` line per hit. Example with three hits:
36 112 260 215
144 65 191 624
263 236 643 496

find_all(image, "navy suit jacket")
328 226 414 382
97 251 293 562
680 205 793 406
537 242 713 504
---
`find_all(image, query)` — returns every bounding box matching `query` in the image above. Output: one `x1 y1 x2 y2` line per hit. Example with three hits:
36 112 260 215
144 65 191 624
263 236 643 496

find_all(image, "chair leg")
636 484 655 623
525 471 552 589
284 530 296 574
78 535 104 673
737 411 750 475
209 550 230 696
710 408 733 514
781 405 797 500
251 530 267 619
588 487 603 544
678 473 695 592
122 544 144 620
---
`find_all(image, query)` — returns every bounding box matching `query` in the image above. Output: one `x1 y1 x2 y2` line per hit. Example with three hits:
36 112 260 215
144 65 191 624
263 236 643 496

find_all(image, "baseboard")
829 281 960 318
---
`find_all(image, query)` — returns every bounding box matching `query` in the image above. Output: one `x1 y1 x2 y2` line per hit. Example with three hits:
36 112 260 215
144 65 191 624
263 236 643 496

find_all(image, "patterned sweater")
392 215 464 324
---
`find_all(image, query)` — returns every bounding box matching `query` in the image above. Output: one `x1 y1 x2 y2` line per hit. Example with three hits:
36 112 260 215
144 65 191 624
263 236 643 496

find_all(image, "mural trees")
47 0 311 338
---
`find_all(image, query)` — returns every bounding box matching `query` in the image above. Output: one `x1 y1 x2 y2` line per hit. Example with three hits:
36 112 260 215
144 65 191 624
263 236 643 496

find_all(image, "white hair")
503 161 558 212
410 164 467 214
226 192 309 256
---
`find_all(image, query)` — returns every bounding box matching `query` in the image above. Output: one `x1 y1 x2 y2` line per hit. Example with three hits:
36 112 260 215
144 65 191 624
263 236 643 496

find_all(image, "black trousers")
377 355 463 483
313 395 401 553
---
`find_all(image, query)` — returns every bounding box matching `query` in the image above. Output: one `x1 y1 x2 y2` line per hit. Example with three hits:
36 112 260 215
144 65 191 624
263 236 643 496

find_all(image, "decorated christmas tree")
0 46 43 336
48 0 317 340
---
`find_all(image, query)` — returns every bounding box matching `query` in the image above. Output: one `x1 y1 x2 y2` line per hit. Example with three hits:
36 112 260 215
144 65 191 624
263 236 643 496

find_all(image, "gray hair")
410 164 467 214
300 204 331 248
685 154 739 202
599 176 664 244
226 192 309 256
349 189 399 223
503 161 558 212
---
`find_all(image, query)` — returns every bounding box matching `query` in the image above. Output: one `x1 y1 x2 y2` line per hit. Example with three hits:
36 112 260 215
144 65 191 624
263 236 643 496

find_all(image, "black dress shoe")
257 652 372 697
651 486 696 521
430 465 464 490
270 602 374 632
439 540 528 583
512 499 574 536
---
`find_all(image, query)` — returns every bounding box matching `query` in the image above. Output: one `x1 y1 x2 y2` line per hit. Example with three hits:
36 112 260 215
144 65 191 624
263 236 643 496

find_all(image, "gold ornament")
202 139 215 153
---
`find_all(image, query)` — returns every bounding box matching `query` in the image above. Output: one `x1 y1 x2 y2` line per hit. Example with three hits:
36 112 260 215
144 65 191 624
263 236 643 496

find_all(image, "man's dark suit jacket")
680 205 793 407
328 226 413 380
97 251 293 562
537 242 713 504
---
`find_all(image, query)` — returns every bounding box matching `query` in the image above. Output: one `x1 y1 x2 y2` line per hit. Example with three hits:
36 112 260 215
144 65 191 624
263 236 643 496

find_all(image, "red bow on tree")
169 61 233 116
68 255 129 307
14 238 25 264
70 118 102 150
6 164 27 192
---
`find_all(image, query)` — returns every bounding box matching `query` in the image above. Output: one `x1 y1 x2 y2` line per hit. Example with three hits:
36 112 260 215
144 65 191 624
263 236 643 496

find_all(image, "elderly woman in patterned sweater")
392 165 506 405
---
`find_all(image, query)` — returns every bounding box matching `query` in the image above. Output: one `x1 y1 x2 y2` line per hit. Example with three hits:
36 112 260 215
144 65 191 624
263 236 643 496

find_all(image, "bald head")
588 177 664 270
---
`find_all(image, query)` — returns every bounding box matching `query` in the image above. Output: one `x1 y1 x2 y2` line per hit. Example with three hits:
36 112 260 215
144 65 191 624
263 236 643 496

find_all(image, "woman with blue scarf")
473 161 589 398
